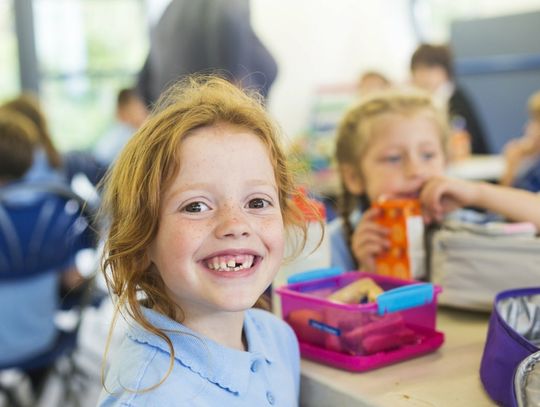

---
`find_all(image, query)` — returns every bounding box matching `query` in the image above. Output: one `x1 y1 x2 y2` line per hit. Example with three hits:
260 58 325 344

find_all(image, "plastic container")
272 191 329 315
275 272 444 372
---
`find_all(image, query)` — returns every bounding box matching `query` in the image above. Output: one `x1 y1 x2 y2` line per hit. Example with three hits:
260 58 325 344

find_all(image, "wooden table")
300 307 496 407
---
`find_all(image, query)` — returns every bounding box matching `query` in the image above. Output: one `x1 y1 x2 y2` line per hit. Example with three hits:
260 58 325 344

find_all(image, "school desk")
299 307 495 407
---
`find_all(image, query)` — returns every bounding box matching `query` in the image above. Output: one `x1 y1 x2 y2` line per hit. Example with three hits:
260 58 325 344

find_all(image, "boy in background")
357 70 391 96
93 87 148 167
410 43 490 156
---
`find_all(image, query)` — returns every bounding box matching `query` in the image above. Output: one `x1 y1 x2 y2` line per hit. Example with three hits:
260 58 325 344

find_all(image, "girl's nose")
214 206 251 239
405 157 426 178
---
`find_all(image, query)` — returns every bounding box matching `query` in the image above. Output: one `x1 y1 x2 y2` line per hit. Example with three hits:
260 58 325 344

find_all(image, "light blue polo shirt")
329 209 362 272
0 272 58 365
99 307 300 407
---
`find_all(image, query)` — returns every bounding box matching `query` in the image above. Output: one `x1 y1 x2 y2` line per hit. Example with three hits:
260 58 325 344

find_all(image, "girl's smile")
203 251 258 273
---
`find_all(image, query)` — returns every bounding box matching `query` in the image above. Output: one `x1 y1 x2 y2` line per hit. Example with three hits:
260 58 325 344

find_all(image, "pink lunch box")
275 271 444 372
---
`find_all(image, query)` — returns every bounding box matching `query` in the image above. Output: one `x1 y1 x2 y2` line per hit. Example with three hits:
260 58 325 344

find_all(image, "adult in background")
137 0 278 106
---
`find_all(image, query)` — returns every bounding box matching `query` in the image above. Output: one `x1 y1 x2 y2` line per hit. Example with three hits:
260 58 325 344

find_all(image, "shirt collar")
125 307 272 396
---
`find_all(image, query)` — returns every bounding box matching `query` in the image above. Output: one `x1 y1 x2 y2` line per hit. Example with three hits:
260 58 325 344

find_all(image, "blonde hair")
528 90 540 119
100 75 311 390
334 90 448 263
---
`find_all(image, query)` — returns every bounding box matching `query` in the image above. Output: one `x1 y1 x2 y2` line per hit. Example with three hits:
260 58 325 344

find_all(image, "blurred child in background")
357 71 391 97
93 87 148 168
0 110 92 396
1 93 65 184
329 90 540 273
410 43 489 158
0 110 36 186
98 76 311 406
500 90 540 192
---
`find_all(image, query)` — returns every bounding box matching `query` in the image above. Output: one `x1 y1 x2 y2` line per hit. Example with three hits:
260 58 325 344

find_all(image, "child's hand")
504 137 535 165
351 207 389 272
420 176 479 224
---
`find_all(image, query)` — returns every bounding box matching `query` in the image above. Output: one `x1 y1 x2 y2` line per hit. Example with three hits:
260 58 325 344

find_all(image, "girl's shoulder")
246 308 290 332
245 308 300 375
246 308 297 346
99 326 214 406
328 209 363 234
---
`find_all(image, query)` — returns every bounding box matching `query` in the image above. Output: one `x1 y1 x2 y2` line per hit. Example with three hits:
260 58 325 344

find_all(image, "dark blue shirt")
513 158 540 193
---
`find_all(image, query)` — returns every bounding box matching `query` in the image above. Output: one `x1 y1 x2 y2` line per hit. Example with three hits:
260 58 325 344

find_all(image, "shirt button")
266 391 275 405
250 360 260 373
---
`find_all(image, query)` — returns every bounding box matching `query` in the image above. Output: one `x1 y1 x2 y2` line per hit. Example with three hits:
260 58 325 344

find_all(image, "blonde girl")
98 75 312 406
329 90 448 272
330 89 540 273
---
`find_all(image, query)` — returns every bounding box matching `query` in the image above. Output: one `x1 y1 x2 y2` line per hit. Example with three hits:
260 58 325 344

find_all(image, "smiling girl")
98 76 312 406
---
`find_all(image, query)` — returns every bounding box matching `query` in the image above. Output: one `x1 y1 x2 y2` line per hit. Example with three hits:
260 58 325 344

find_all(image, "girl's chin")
217 299 260 313
213 289 267 312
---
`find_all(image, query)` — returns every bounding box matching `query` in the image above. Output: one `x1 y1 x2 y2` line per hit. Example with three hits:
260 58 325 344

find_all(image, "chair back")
0 181 95 279
0 181 95 366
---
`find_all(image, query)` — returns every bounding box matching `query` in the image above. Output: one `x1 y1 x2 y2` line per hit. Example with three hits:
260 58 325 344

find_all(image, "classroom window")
33 0 149 151
0 0 20 102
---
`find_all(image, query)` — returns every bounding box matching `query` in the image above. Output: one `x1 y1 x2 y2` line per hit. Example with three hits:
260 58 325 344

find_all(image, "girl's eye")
381 155 401 164
248 198 271 209
182 201 210 213
421 151 436 160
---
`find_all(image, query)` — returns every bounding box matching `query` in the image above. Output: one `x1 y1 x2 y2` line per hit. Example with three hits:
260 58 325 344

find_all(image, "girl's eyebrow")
244 179 279 190
418 140 441 148
167 179 278 199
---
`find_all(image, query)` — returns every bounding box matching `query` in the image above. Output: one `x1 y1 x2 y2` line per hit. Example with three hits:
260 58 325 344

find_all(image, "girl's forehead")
374 110 433 126
175 126 273 175
369 111 439 136
365 112 442 148
175 123 254 156
187 121 253 138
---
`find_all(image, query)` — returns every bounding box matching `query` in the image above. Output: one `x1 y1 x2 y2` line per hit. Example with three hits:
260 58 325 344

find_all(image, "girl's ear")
340 164 364 195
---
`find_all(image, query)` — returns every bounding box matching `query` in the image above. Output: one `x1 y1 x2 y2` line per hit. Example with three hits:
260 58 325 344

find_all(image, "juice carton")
373 198 425 280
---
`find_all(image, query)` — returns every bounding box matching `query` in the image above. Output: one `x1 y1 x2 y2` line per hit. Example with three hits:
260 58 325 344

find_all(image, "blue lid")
377 283 434 315
286 267 344 284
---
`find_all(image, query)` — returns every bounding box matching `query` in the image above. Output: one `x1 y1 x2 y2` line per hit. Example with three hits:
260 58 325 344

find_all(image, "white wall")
250 0 540 141
251 0 416 141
